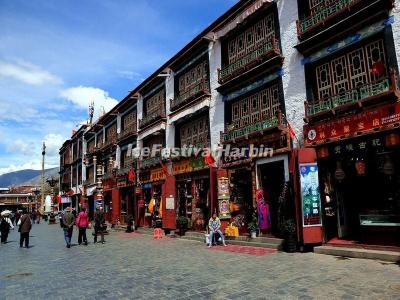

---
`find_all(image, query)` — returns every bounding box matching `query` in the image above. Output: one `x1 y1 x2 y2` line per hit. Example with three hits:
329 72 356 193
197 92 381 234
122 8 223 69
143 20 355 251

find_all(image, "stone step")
184 231 283 246
314 246 400 262
181 235 282 250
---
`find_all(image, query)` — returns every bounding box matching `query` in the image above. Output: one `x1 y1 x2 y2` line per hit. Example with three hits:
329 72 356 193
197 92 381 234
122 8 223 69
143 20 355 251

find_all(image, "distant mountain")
0 167 59 187
23 167 59 185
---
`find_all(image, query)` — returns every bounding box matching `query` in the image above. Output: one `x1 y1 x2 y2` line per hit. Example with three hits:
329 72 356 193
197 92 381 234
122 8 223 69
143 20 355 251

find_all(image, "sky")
0 0 237 175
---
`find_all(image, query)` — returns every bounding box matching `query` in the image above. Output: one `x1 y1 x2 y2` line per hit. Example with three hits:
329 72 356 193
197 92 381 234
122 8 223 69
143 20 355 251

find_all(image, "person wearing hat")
62 207 75 248
1 212 14 244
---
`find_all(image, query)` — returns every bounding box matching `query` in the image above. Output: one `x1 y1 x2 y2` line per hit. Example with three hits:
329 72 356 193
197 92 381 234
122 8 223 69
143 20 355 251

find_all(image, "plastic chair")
153 228 162 239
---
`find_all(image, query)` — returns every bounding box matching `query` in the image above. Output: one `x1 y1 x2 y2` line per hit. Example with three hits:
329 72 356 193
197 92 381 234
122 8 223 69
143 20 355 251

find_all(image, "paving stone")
1 223 400 299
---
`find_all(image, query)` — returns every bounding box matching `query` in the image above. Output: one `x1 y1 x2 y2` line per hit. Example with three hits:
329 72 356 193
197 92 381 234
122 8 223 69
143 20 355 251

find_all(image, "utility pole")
41 141 46 213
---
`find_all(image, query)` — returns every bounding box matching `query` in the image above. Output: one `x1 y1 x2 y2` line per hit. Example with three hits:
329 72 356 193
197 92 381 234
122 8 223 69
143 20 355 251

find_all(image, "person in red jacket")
76 207 89 245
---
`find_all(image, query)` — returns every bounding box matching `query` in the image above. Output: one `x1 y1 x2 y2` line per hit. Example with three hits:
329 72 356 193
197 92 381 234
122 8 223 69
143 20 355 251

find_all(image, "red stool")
153 228 162 239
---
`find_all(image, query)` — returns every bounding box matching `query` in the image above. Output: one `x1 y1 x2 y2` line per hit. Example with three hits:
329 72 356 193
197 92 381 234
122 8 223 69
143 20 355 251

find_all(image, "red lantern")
355 159 366 176
371 60 385 76
317 146 329 159
385 133 400 147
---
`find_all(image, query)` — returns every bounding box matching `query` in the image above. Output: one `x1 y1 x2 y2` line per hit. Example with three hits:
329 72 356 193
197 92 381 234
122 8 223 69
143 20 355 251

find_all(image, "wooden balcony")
305 73 398 120
102 136 117 149
218 37 280 84
119 123 137 140
297 0 362 38
138 110 166 130
220 112 283 143
170 79 210 112
140 156 161 169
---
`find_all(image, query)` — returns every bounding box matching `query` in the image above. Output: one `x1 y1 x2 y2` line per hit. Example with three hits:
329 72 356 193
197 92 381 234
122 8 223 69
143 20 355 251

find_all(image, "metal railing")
139 109 166 129
140 156 161 168
218 37 280 83
119 124 137 139
170 79 210 110
297 0 361 36
221 115 280 142
306 78 390 117
102 136 117 148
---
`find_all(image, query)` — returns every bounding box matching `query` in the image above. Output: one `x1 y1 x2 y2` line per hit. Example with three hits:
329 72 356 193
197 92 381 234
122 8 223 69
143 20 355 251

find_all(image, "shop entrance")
258 160 286 237
319 134 400 247
229 168 253 234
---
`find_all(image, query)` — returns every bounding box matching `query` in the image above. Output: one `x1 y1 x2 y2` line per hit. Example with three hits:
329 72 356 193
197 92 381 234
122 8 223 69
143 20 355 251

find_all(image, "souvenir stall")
317 131 400 246
173 158 210 231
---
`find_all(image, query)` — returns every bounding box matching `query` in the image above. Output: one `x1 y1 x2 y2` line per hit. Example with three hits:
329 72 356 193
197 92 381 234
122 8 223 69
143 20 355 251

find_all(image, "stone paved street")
1 223 400 300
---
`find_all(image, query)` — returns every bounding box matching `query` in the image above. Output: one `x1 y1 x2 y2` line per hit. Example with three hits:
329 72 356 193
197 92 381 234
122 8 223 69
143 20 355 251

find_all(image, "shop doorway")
319 137 400 247
229 168 253 234
258 160 286 237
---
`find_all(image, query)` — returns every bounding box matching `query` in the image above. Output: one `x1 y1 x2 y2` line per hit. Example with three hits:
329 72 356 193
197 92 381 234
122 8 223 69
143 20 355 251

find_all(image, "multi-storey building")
59 0 399 250
59 126 85 209
296 0 400 247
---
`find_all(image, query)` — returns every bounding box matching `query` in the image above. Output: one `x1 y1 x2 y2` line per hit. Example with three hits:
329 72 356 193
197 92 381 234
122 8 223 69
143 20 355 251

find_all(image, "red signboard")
305 103 400 145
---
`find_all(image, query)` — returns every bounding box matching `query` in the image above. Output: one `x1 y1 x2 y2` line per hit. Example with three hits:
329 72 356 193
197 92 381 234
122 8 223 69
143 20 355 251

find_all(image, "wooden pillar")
162 171 176 229
111 188 120 224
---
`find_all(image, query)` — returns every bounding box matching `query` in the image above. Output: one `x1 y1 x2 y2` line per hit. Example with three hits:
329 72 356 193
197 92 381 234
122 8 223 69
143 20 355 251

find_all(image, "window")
231 84 280 129
314 39 387 101
179 115 209 147
227 13 275 65
122 110 137 131
177 60 209 96
145 89 165 117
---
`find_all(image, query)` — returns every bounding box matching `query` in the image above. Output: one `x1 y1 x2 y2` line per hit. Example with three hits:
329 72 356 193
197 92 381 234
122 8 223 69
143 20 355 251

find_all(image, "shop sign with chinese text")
299 163 322 227
305 103 400 145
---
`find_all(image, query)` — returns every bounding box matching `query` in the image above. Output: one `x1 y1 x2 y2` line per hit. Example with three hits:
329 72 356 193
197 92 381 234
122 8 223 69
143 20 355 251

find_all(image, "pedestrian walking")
15 210 21 226
0 213 14 243
62 207 75 248
76 207 89 245
36 210 41 224
207 213 227 248
93 206 105 244
18 210 32 248
31 210 37 225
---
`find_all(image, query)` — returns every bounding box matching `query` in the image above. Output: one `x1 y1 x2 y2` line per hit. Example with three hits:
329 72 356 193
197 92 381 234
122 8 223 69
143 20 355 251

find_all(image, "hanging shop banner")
117 177 127 188
305 102 400 145
299 163 322 227
191 156 208 171
217 177 230 199
150 168 166 182
218 199 231 220
172 159 192 175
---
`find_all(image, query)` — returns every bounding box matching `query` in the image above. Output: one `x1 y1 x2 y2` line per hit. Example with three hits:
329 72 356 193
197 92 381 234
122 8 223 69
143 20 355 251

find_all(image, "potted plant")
247 213 259 239
176 216 189 236
283 219 297 253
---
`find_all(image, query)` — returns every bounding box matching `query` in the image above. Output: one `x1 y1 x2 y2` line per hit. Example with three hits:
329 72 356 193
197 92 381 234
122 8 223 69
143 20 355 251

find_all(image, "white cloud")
117 70 144 81
60 86 119 120
0 59 63 86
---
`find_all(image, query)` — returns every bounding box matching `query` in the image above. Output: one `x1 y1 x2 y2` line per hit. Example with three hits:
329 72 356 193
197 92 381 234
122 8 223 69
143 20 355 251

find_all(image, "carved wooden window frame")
314 39 387 101
230 83 281 129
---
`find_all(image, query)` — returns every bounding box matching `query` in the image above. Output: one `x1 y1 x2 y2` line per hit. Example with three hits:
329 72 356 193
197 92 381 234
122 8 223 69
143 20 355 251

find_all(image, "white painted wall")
208 39 224 150
165 73 175 148
277 0 306 147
